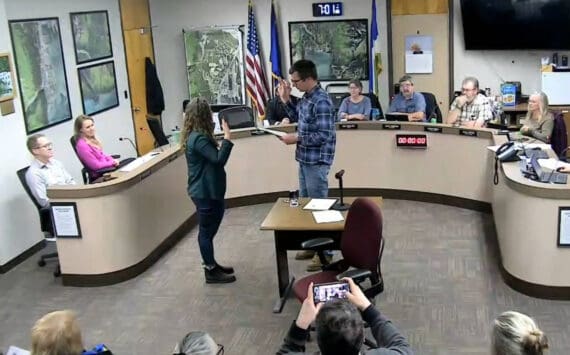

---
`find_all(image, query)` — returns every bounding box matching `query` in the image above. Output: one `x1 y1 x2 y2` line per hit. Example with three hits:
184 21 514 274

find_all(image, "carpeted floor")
1 200 570 354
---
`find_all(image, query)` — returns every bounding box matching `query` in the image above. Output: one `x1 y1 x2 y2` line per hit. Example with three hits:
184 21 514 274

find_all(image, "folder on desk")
303 198 337 211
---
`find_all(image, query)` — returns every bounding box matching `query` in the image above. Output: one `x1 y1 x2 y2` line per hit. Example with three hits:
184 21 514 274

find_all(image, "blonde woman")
520 92 554 143
492 311 549 355
31 310 84 355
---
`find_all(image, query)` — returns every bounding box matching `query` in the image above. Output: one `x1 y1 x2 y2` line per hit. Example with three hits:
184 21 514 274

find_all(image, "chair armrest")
336 268 372 283
111 154 120 159
95 166 117 174
301 237 334 250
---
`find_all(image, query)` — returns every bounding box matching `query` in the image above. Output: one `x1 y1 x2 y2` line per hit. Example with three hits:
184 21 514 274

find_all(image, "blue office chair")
16 167 61 277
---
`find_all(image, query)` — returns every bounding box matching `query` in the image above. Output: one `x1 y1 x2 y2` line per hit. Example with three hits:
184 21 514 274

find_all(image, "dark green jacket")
185 131 233 200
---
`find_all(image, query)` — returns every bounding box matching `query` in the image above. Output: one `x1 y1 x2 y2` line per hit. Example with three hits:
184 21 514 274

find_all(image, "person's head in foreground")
492 311 548 355
181 97 215 147
27 134 54 164
173 331 222 355
31 310 84 355
316 299 364 355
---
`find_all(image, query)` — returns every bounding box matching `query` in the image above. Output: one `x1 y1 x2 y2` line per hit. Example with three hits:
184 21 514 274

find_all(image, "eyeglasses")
400 83 412 88
34 143 53 150
216 344 224 355
461 87 476 92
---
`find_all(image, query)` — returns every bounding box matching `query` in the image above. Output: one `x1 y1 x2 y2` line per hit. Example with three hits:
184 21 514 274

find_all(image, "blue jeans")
191 197 225 266
298 163 330 198
298 163 333 257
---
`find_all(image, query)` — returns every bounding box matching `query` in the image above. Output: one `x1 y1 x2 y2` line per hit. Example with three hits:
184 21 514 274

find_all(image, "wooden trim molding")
0 240 46 274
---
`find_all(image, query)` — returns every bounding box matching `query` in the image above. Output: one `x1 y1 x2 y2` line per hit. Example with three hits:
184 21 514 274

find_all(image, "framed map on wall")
183 28 245 105
289 19 369 81
9 17 72 133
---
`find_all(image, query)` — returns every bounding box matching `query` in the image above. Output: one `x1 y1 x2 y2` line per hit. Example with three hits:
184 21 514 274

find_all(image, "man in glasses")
388 75 426 122
25 134 75 208
448 76 493 128
277 59 336 271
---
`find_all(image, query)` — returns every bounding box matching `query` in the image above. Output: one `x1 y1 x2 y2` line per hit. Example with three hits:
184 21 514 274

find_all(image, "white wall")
0 0 134 267
149 0 390 131
453 0 570 97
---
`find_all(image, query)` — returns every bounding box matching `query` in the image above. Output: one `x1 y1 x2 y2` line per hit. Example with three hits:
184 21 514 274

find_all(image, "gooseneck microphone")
119 137 139 157
332 169 350 211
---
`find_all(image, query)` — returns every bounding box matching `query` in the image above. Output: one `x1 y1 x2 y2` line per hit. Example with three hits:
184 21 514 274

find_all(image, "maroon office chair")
292 197 385 303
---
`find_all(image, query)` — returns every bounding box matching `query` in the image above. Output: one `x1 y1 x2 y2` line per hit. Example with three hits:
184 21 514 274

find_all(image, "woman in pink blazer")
73 115 118 179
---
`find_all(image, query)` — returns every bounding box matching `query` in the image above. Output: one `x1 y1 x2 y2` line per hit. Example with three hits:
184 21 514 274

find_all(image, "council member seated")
520 92 553 143
276 278 412 355
337 79 372 121
265 88 298 125
73 115 133 180
25 134 75 208
447 76 493 128
388 75 426 122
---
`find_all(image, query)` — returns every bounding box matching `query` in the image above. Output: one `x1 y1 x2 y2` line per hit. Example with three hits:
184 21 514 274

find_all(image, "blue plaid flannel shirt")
283 85 336 165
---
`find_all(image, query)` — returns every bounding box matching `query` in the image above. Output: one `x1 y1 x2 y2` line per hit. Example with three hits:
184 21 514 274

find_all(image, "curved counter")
48 122 570 298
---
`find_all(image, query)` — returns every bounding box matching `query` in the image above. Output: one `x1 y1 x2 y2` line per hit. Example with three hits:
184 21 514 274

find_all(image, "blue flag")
369 0 382 95
270 1 282 93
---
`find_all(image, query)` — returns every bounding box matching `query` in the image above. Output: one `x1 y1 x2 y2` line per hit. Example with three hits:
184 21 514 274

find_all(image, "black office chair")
218 106 255 129
16 167 61 277
364 92 384 120
70 136 119 184
421 92 443 123
146 116 170 147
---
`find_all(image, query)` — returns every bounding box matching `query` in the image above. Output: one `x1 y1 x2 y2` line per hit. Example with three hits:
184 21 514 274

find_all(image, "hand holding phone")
313 281 350 304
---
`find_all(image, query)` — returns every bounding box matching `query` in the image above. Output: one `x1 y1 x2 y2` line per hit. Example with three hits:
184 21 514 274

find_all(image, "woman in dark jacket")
181 98 235 284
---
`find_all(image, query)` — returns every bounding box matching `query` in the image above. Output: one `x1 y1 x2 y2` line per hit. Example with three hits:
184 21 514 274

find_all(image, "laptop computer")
385 113 410 122
530 156 568 184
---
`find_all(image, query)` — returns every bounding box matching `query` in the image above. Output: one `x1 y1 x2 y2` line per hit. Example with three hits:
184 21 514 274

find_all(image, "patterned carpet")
1 200 570 354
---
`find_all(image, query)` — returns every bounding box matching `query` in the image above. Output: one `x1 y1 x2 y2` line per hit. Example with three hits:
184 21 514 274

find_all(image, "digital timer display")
312 2 343 17
395 134 428 148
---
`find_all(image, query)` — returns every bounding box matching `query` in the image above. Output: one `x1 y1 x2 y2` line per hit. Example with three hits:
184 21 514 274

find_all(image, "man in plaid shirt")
448 76 493 128
278 60 336 271
278 60 336 198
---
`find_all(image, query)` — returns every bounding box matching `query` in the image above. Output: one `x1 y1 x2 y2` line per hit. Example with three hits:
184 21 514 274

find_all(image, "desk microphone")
119 137 139 157
332 169 350 211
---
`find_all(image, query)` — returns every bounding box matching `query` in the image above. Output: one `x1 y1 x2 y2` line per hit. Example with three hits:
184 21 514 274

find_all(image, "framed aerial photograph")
78 60 119 116
70 10 113 65
289 19 369 81
0 52 16 102
9 17 72 133
183 28 245 105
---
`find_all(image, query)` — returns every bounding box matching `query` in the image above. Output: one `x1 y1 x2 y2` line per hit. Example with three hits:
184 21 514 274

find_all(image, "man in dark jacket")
276 278 413 355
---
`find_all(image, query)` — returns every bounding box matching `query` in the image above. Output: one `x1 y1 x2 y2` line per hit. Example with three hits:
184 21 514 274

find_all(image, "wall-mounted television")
460 0 570 50
289 19 368 81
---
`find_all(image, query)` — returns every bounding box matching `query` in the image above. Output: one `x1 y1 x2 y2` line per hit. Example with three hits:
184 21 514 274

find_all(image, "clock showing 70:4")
312 2 343 17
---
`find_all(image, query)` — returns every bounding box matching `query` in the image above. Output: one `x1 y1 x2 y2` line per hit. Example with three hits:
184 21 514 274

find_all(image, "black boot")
215 262 234 274
204 266 236 284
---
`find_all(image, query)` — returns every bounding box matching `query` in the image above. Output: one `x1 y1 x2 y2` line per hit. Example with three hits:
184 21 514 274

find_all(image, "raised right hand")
277 79 291 103
222 118 231 140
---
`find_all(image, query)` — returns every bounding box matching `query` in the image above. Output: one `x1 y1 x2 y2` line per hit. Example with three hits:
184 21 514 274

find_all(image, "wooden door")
120 0 155 155
390 0 450 118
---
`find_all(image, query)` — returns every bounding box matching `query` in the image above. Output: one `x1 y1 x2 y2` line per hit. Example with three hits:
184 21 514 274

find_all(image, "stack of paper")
312 210 344 223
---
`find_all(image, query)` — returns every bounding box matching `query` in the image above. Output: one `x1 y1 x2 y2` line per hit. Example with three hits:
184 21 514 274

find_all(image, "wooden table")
260 196 382 313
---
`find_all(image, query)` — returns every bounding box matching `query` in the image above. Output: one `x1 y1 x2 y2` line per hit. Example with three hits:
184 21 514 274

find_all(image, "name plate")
396 134 428 148
382 123 401 130
459 129 477 137
339 123 358 130
424 126 443 133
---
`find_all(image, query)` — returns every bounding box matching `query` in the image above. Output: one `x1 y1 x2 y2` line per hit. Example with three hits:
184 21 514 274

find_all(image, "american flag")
246 0 269 118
